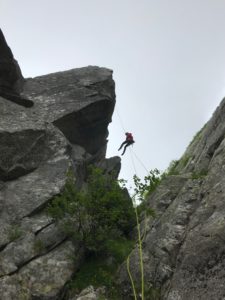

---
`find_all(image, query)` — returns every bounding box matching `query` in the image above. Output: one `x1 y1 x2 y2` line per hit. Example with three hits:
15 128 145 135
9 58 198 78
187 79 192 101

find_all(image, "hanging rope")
132 150 149 173
116 106 126 133
129 147 138 176
116 105 149 174
115 106 147 300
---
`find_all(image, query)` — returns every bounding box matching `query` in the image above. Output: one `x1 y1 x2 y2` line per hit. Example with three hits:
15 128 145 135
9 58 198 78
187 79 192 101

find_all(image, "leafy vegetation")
48 166 135 254
178 155 191 169
68 238 134 298
48 166 163 299
133 169 161 202
47 166 137 297
133 169 164 219
165 159 180 175
191 169 208 179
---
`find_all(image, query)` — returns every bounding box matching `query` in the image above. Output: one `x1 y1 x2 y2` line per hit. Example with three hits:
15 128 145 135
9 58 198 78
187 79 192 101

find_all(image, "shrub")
133 169 162 203
165 159 180 175
48 166 136 254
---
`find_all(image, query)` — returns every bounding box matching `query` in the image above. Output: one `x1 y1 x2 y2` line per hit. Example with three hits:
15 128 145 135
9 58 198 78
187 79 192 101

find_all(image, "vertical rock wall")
118 98 225 300
0 29 119 300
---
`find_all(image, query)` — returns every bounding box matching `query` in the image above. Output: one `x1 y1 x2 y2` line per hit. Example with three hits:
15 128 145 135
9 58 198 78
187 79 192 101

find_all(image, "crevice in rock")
0 129 47 181
34 221 54 236
24 196 57 218
207 135 225 158
24 205 48 218
0 166 37 182
1 237 69 277
0 92 34 107
0 243 8 252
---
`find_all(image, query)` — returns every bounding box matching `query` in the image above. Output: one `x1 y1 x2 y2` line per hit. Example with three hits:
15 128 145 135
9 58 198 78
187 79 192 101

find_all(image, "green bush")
68 238 134 297
133 169 161 202
48 166 135 254
165 159 180 175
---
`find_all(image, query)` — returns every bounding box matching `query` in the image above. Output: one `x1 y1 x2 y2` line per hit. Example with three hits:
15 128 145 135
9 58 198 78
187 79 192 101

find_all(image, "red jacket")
126 133 134 142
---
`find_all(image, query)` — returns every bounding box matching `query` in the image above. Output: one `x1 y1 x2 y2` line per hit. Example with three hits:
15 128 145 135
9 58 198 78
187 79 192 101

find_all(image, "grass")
191 169 208 179
33 238 45 253
67 238 135 299
189 124 207 147
8 225 23 242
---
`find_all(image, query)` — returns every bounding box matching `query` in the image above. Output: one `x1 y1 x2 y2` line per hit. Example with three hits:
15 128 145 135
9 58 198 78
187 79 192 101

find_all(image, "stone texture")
74 285 107 300
118 97 225 300
0 29 24 94
0 241 83 300
0 29 33 107
22 66 115 156
0 29 116 299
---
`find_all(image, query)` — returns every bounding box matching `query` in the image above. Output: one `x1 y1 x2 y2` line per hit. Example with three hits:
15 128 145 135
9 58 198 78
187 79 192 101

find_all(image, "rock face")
0 29 33 107
3 28 225 300
0 30 118 300
0 29 24 94
118 98 225 299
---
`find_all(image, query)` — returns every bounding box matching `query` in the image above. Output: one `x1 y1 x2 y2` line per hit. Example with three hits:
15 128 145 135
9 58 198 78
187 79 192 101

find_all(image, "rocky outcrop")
3 27 225 300
72 285 107 300
118 97 225 299
0 29 118 300
0 29 23 94
0 29 33 107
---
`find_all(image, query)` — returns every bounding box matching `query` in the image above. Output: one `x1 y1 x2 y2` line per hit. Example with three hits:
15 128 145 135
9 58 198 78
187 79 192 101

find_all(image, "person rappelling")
118 132 135 155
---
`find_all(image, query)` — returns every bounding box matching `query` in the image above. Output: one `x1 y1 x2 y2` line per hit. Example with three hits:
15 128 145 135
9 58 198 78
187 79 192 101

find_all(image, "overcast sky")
1 0 225 190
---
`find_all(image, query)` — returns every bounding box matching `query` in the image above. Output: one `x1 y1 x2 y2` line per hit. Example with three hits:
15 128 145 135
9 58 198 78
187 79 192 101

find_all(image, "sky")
1 0 225 190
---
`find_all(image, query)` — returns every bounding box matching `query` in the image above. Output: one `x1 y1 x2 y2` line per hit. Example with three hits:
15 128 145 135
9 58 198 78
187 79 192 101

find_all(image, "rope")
126 254 137 300
115 106 126 133
116 105 148 300
116 105 149 174
129 147 138 176
132 150 149 173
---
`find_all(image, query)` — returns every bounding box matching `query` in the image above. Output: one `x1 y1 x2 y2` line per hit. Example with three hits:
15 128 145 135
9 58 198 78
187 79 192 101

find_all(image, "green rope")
126 254 137 300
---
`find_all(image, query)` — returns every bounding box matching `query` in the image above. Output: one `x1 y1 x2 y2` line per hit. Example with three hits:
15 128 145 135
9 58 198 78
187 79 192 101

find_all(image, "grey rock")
96 156 121 178
0 29 116 299
74 285 107 300
0 29 24 94
0 29 33 107
0 241 83 300
22 65 115 156
118 97 225 299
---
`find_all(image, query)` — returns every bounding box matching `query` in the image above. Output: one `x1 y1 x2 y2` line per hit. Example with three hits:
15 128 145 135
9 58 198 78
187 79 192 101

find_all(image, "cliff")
118 99 225 299
0 29 120 299
1 28 225 300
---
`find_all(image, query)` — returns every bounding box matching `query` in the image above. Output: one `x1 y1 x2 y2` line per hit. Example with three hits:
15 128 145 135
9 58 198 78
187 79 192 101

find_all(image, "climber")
118 132 135 155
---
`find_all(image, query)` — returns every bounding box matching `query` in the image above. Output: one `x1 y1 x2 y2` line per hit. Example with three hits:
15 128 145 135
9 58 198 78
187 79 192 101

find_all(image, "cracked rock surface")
118 98 225 300
0 29 118 300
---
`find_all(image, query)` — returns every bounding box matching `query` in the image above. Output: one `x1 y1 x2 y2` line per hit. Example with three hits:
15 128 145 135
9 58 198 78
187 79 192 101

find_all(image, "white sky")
1 0 225 189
